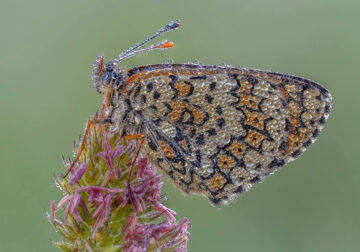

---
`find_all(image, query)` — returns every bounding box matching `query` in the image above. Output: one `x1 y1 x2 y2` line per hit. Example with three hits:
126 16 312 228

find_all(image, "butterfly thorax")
91 56 145 135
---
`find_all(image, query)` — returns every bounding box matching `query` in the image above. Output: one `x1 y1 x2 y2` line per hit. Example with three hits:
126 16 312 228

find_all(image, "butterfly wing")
128 65 332 205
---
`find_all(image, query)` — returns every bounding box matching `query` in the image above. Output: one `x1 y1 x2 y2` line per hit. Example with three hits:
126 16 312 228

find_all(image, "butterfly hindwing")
128 65 332 205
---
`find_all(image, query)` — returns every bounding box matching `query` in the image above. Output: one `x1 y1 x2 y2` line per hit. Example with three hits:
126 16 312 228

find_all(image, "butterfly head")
92 54 129 94
91 20 181 94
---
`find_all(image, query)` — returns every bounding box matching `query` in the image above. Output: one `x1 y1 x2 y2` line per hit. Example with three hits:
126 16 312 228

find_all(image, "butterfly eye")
106 63 114 72
102 72 112 85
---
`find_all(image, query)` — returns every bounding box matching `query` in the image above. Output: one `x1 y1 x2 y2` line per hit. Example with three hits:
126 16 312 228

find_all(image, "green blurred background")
1 0 359 251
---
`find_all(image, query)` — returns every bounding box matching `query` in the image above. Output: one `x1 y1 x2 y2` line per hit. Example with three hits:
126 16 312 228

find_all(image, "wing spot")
216 105 223 115
250 175 260 184
189 75 206 80
208 128 217 136
292 149 302 158
174 81 193 97
245 130 265 148
210 82 217 91
205 95 214 104
208 173 227 192
148 139 158 151
217 118 225 129
195 134 205 146
153 91 161 100
217 154 236 170
146 83 153 93
159 140 176 159
313 129 319 138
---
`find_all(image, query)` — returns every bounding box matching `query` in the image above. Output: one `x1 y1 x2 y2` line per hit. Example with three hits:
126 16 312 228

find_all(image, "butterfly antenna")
114 41 175 63
113 20 181 65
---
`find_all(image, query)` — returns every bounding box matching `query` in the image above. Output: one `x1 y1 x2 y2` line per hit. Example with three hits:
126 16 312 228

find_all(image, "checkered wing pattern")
128 65 332 205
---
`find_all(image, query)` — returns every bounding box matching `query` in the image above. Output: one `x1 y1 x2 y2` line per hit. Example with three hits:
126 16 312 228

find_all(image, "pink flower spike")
132 180 151 195
50 200 56 221
64 203 71 225
104 193 113 221
110 126 118 134
117 190 128 207
146 186 161 203
70 193 81 214
102 130 112 154
122 213 137 233
57 195 73 209
72 207 83 223
94 133 118 178
79 197 91 217
100 171 112 187
76 185 112 193
92 201 105 218
129 192 143 213
89 191 104 204
124 243 140 252
155 203 176 224
107 187 124 193
95 151 117 178
179 217 191 232
112 145 125 159
152 224 177 240
136 158 148 178
85 241 93 252
92 211 105 239
49 122 191 250
68 162 87 185
173 218 191 251
173 243 188 252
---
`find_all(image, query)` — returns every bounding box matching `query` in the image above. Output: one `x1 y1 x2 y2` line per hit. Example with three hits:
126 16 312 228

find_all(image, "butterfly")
67 20 332 206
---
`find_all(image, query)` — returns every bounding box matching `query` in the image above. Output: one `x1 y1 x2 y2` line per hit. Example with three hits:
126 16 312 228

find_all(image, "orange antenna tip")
157 42 174 49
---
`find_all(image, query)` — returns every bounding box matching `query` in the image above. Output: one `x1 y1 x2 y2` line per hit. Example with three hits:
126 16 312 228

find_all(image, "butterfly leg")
124 134 145 186
62 117 113 178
